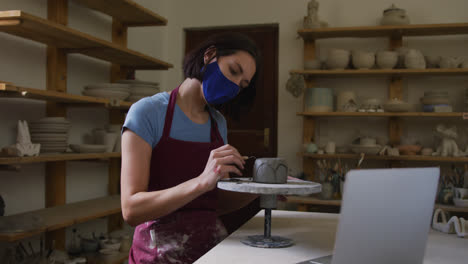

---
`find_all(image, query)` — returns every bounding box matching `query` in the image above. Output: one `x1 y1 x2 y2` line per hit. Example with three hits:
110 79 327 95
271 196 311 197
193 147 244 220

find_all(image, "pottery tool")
218 157 321 248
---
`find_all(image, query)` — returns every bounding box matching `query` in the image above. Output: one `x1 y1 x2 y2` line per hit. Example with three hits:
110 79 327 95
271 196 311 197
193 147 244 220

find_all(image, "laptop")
298 167 440 264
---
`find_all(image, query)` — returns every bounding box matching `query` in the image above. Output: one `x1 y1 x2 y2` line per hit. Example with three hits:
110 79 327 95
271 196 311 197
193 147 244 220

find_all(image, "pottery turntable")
218 158 321 248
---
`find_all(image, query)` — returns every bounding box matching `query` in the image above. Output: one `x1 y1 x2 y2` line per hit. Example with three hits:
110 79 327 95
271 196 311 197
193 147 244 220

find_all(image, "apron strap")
162 86 223 144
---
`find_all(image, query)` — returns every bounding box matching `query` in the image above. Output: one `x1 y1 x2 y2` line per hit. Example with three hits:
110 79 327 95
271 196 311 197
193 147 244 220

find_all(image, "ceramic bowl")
350 144 382 155
360 137 377 146
383 99 411 112
425 55 441 68
453 188 468 200
351 51 375 69
422 104 451 112
376 51 398 69
100 239 121 251
453 198 468 208
326 49 350 70
421 148 433 156
397 145 422 155
439 57 461 69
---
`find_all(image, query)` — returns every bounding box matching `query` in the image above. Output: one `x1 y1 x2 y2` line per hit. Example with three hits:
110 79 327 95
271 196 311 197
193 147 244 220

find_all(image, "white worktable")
195 210 468 264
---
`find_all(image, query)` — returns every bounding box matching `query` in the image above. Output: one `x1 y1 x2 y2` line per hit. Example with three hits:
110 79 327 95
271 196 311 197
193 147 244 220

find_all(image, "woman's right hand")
198 144 246 191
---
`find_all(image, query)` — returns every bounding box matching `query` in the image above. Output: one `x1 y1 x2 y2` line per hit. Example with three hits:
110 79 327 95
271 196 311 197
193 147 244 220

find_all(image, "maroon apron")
129 87 228 264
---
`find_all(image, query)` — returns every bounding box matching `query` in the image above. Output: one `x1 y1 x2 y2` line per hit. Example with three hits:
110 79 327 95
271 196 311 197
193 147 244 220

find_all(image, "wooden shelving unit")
0 10 173 69
287 196 468 214
0 82 133 109
298 23 468 39
72 0 167 27
0 1 169 258
0 152 121 165
300 152 468 163
0 196 121 242
291 68 468 77
296 22 468 213
298 112 467 118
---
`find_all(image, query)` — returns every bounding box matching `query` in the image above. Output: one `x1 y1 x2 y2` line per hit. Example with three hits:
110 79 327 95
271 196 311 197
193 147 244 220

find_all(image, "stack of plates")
420 91 450 112
117 79 160 102
82 83 131 100
29 117 71 153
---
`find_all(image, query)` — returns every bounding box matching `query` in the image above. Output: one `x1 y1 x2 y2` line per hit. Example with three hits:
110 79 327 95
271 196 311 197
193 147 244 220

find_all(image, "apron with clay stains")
129 86 228 264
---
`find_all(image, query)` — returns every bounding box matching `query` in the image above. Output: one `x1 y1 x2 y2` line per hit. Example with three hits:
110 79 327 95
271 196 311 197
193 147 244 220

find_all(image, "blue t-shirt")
123 92 228 148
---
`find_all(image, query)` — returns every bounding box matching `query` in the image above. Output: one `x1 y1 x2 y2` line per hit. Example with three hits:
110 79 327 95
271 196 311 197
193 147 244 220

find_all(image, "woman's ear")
203 46 217 65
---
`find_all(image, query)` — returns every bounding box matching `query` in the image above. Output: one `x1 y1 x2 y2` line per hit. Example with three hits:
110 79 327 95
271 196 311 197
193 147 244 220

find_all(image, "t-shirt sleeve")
122 97 158 148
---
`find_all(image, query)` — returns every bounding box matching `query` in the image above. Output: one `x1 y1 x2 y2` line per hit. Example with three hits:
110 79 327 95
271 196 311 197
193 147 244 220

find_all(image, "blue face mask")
202 61 240 105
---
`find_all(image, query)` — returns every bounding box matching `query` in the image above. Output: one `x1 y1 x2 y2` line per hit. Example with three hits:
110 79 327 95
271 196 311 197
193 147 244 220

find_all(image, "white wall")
0 0 467 254
163 0 468 174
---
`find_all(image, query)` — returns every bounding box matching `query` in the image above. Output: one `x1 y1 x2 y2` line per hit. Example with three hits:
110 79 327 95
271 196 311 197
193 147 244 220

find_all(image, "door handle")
264 128 270 149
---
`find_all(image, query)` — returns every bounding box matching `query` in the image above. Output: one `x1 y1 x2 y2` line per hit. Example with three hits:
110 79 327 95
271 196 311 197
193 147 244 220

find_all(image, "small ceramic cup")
325 141 336 154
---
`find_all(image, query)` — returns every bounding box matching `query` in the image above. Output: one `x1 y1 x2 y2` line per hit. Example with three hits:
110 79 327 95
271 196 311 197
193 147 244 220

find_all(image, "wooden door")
185 25 279 233
185 24 279 174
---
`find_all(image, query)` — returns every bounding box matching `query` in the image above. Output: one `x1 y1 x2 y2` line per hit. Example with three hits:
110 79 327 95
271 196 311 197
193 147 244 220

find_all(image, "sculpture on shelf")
1 120 40 157
432 209 467 238
432 124 464 157
286 74 305 98
303 0 328 29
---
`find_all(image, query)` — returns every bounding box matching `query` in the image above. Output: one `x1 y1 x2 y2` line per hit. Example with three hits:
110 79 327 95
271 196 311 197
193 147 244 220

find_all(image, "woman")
121 33 260 263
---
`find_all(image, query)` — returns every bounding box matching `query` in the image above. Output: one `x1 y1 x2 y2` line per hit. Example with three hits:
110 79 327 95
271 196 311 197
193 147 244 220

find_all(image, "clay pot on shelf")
404 49 426 69
376 51 398 69
337 91 357 112
397 145 422 155
380 4 410 26
326 49 350 70
351 50 375 69
439 57 461 69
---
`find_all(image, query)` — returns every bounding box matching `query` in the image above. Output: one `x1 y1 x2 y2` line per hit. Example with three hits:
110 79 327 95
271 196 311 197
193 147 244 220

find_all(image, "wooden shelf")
435 204 468 213
0 152 121 165
298 23 468 40
0 10 173 69
73 0 167 27
300 152 468 163
297 112 466 118
287 196 342 206
290 68 468 77
0 195 121 242
0 82 133 109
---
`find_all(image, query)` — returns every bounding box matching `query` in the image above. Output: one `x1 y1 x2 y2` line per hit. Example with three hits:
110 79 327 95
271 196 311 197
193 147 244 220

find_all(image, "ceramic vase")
380 4 410 25
337 91 357 111
404 49 426 69
305 87 333 112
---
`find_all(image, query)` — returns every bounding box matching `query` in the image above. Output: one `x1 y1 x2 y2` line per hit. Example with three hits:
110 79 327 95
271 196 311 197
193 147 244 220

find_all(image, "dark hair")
183 32 261 120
